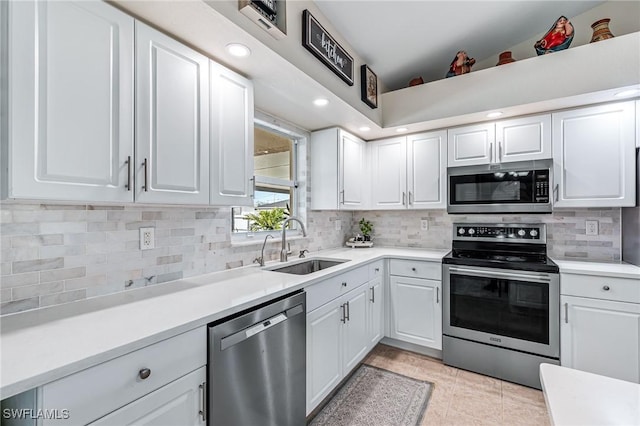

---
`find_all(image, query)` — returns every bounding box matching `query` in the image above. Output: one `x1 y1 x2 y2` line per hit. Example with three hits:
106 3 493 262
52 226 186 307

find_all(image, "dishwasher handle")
220 304 304 351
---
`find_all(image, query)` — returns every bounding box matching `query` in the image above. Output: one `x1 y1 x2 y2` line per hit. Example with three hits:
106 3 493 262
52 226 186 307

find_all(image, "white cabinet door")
340 130 367 209
135 22 210 204
209 61 254 206
369 137 407 209
561 295 640 383
407 130 447 209
389 275 442 350
306 299 343 414
90 367 206 426
7 1 134 202
553 101 636 208
447 123 494 167
496 114 551 163
343 284 370 372
367 276 384 347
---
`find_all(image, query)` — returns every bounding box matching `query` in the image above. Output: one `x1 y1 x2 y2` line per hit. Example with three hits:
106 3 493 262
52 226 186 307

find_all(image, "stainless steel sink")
267 258 348 275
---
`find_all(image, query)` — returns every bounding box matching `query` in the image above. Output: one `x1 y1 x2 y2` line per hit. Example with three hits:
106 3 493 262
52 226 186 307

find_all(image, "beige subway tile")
40 289 86 307
40 267 85 283
1 297 39 314
13 281 64 300
13 257 64 273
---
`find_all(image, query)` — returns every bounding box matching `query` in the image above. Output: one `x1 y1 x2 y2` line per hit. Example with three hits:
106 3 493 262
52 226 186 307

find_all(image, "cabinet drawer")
306 265 369 312
368 260 384 280
389 259 441 280
561 273 640 304
41 327 206 425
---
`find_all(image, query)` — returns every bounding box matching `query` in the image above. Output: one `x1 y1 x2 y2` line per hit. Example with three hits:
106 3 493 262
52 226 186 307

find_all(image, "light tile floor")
363 344 551 426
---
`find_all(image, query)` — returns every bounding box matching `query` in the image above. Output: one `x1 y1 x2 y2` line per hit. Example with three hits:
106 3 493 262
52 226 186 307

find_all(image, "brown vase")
496 51 516 66
590 18 615 43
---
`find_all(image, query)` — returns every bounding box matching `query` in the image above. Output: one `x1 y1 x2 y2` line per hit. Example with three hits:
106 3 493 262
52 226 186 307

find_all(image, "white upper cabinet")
209 61 254 206
407 131 447 209
5 1 134 202
370 130 446 210
310 128 367 210
135 22 210 204
552 101 636 208
447 114 551 167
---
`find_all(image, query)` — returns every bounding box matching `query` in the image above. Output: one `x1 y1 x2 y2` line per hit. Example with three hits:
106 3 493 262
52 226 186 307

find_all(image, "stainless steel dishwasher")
208 290 306 426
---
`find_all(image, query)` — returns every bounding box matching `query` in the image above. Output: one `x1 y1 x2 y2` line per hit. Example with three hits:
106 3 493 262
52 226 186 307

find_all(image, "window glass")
232 126 298 234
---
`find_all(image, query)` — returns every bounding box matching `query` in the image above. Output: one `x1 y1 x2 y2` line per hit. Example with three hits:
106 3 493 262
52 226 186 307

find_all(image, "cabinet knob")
411 267 416 272
375 268 380 272
139 368 151 380
603 285 610 291
342 282 347 287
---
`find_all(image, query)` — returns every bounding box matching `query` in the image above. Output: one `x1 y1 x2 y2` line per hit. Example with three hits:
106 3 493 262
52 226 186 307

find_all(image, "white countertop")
540 363 640 426
0 247 447 399
553 259 640 279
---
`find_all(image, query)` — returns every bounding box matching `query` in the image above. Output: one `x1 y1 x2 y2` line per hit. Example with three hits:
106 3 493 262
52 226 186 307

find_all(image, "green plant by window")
359 218 373 237
245 207 290 231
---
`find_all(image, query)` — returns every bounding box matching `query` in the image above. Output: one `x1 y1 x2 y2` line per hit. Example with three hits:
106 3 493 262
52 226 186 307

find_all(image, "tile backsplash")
0 203 622 315
349 208 621 261
0 203 351 315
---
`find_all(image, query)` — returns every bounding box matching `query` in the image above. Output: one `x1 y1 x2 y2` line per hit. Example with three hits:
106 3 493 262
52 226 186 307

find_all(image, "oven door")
443 264 559 358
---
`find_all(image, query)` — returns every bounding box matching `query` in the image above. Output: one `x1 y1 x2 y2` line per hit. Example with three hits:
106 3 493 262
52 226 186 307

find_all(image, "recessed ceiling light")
359 126 371 132
396 127 408 133
226 43 251 58
614 88 640 98
486 111 503 118
313 98 329 107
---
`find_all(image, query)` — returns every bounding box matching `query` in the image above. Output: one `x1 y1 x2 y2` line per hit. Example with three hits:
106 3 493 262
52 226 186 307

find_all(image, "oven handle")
446 266 552 283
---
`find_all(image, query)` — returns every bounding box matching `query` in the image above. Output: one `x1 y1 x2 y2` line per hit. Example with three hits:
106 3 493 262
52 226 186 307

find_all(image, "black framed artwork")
360 64 377 109
302 9 354 86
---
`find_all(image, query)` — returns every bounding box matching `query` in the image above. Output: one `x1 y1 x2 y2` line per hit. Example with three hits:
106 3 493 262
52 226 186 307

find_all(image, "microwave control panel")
534 170 550 203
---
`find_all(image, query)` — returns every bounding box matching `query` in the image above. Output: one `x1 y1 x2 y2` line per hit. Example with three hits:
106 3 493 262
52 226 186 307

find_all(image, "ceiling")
314 1 604 91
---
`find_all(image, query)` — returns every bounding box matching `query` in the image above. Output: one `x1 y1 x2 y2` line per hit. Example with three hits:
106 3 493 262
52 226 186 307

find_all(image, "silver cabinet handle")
375 267 380 272
489 142 494 163
138 368 151 380
498 141 503 161
436 287 440 304
125 156 132 191
342 282 347 287
340 303 346 323
142 158 149 192
249 176 255 198
340 190 345 204
199 382 207 422
370 286 375 303
603 285 610 291
345 301 350 321
564 303 569 323
408 191 413 205
402 192 406 205
554 184 559 202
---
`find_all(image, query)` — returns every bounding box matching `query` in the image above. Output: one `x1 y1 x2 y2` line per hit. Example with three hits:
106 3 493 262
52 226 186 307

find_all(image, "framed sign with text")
302 9 354 86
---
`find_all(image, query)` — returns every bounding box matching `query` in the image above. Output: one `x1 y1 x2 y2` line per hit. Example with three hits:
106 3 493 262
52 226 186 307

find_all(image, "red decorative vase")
496 51 516 66
590 18 615 43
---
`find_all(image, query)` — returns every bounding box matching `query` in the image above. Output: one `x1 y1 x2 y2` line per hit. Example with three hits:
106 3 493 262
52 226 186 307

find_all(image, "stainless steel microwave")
447 160 552 214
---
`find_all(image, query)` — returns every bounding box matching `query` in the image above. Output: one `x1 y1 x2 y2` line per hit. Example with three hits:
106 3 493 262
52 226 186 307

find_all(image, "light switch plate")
420 220 429 231
585 220 599 236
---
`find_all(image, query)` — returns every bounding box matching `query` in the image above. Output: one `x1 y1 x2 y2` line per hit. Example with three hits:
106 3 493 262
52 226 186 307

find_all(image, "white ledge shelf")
381 32 640 132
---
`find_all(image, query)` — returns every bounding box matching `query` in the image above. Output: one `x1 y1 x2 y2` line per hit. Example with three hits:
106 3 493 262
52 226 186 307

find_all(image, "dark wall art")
302 9 354 86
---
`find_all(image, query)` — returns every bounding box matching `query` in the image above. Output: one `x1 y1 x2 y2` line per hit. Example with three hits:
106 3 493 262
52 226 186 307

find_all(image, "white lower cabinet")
38 327 206 425
306 262 384 415
388 260 442 350
90 367 206 426
560 272 640 383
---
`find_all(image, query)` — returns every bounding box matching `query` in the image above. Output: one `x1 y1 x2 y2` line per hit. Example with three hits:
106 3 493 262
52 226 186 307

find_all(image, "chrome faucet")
281 217 307 262
254 234 274 267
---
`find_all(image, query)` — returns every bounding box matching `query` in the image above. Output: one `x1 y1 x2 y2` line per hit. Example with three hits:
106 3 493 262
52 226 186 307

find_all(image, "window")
232 120 302 236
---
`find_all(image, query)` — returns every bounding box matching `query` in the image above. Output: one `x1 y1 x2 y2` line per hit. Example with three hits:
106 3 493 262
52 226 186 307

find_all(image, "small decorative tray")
346 241 373 248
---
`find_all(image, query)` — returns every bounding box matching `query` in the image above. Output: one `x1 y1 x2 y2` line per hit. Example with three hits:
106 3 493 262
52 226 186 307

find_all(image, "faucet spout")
281 217 307 262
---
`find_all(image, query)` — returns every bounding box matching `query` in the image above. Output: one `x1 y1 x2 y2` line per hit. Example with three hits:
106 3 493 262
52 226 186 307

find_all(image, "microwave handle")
498 142 502 161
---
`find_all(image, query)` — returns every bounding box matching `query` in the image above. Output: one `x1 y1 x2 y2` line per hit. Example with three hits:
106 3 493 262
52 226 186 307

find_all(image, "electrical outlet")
335 219 342 231
140 227 155 250
420 220 429 231
585 220 599 236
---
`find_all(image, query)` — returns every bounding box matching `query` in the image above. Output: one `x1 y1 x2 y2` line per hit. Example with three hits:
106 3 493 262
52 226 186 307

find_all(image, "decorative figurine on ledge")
534 15 574 55
445 51 476 78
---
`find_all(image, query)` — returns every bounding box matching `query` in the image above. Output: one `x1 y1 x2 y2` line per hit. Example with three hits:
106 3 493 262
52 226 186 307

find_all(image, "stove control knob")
517 229 526 237
468 228 475 235
530 230 539 237
458 228 465 235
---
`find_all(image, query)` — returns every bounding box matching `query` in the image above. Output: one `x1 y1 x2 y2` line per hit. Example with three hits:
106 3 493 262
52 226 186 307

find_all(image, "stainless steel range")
442 223 560 389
